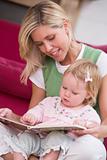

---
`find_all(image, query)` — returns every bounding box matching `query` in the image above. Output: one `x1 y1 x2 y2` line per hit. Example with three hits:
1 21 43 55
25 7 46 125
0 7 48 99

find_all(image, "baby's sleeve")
82 106 101 125
27 104 44 122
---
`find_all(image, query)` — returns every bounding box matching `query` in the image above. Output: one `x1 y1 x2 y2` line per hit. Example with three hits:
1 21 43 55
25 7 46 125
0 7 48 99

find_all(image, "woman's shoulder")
83 43 106 55
79 43 106 63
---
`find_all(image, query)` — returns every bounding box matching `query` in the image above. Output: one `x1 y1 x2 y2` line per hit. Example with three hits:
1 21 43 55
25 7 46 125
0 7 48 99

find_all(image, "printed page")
0 116 86 131
29 119 86 131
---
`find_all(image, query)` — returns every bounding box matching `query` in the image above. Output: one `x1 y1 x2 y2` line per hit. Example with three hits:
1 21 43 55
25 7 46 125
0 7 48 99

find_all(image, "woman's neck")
61 41 82 65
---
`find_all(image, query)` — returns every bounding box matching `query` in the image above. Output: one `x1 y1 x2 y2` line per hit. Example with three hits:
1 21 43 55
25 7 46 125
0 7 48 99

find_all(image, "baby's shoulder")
41 96 60 104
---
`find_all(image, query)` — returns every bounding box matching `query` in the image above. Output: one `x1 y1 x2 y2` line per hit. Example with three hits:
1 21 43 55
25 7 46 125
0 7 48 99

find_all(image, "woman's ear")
63 19 69 31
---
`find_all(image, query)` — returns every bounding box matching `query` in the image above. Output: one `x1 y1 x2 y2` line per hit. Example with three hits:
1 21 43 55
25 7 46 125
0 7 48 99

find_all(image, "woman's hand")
82 124 107 138
72 124 107 139
71 125 100 138
0 108 13 118
71 119 101 138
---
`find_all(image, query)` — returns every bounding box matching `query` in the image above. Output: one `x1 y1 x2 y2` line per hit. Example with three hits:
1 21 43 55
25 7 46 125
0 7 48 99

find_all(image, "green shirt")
43 45 101 113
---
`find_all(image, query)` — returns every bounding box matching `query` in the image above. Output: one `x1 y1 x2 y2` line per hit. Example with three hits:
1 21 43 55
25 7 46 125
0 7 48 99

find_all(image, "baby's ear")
85 92 91 100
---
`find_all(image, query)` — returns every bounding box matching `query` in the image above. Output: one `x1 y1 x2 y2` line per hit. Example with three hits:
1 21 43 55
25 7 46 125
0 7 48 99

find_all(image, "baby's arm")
21 97 52 125
20 105 44 125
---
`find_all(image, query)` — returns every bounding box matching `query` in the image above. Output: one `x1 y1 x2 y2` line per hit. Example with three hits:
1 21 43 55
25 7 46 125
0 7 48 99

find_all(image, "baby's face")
60 73 89 108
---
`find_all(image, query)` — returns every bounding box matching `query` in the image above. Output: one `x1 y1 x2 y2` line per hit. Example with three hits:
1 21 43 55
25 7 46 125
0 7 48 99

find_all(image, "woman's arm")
98 75 107 138
29 83 46 109
99 75 107 120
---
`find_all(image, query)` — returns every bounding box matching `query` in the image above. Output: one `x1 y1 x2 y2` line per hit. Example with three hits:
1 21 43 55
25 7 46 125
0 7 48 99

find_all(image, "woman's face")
31 24 70 63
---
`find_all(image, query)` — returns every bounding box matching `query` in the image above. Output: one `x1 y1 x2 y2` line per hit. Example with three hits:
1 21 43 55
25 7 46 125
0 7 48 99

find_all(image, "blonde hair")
64 59 101 106
19 0 73 83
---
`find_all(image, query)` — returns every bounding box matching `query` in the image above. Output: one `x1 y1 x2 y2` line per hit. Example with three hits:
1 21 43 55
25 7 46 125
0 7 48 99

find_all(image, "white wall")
74 0 107 45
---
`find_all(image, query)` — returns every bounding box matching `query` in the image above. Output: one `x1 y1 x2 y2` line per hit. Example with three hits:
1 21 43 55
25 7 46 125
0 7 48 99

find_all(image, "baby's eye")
72 91 78 95
62 86 67 90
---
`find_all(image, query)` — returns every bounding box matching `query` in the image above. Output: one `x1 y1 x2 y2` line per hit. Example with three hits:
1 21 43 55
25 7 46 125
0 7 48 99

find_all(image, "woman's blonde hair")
64 59 101 106
19 0 72 83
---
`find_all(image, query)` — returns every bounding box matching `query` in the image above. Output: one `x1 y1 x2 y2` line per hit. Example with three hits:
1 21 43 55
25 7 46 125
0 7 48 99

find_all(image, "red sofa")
0 19 32 115
0 19 107 153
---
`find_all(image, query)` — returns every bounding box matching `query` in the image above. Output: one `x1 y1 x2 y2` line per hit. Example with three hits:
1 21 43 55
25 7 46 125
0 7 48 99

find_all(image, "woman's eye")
48 35 55 40
36 42 43 47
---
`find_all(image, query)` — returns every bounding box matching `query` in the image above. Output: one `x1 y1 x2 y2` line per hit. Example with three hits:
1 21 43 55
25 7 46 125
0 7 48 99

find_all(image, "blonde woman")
0 0 107 159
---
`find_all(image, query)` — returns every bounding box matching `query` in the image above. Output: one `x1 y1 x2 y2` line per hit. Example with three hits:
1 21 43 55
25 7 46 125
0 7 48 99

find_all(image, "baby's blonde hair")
64 59 101 106
18 0 73 83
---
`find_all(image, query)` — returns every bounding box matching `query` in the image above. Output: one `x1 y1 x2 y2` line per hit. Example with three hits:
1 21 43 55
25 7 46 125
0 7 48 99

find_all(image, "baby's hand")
20 113 37 125
20 111 43 125
0 108 13 118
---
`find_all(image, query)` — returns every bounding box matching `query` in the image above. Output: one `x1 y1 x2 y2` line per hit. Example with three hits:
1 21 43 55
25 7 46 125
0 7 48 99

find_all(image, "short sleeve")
29 68 45 90
78 44 107 77
97 51 107 77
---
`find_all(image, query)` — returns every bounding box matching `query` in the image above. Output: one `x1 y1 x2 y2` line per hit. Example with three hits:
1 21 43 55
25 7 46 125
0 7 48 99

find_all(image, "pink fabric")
0 56 32 99
0 92 29 115
29 97 101 124
0 19 22 62
0 19 31 115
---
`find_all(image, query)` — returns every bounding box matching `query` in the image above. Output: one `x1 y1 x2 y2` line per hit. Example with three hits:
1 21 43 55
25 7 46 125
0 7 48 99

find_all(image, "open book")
0 116 86 132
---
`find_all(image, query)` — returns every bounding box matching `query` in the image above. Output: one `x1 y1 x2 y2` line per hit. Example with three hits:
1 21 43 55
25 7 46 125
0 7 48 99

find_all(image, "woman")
0 0 107 159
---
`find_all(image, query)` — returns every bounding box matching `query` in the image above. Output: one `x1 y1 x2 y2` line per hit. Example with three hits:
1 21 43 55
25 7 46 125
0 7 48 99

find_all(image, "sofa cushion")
0 92 29 115
0 56 32 100
0 19 22 62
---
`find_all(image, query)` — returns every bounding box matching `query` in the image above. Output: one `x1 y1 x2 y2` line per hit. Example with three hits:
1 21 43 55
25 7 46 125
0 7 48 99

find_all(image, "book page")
30 120 86 131
0 116 86 131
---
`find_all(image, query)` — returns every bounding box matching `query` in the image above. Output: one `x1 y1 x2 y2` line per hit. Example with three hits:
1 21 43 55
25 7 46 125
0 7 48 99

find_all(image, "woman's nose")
44 42 52 53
